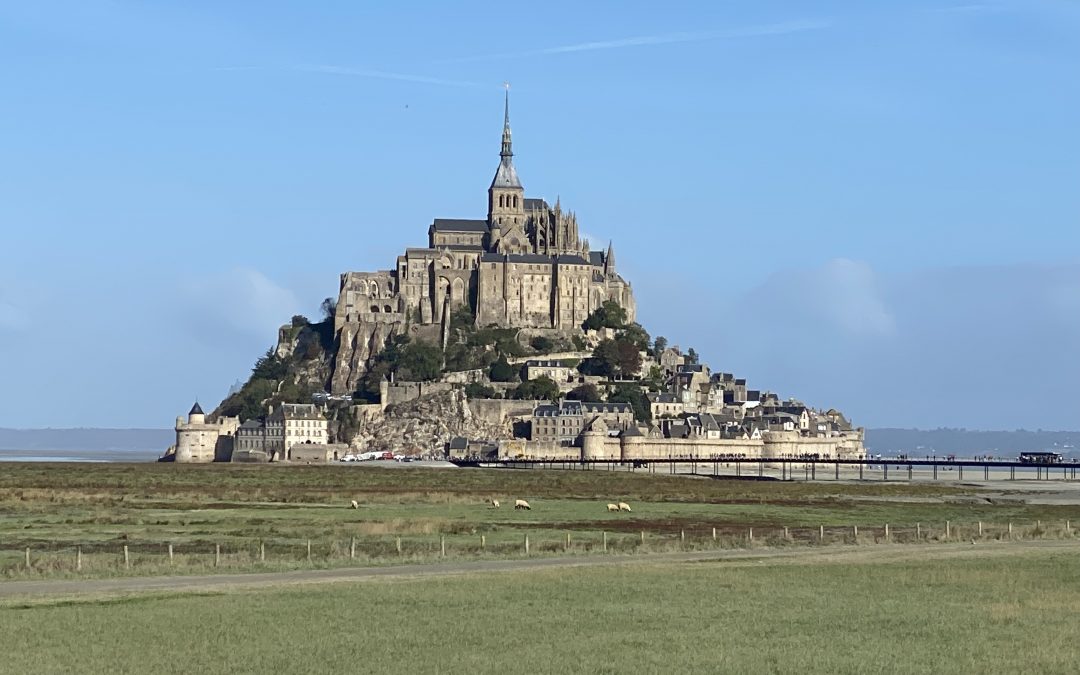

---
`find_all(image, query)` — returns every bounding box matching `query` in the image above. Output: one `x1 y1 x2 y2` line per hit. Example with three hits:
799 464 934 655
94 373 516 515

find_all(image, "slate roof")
189 402 204 415
431 219 490 233
480 253 554 264
556 255 591 266
588 251 605 267
448 436 469 450
524 198 550 211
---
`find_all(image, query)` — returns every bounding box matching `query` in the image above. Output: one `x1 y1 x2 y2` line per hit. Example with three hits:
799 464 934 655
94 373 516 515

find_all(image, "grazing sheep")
607 503 619 512
514 499 531 510
490 498 501 509
350 500 359 509
618 502 632 512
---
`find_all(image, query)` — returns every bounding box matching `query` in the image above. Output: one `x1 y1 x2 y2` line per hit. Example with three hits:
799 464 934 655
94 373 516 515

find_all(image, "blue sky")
1 1 1077 430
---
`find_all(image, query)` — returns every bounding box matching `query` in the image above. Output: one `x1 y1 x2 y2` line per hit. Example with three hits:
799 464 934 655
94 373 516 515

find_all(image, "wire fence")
2 520 1074 579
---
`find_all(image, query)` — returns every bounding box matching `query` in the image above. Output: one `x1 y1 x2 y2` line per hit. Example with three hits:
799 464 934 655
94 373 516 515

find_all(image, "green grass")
3 462 1079 579
5 549 1080 673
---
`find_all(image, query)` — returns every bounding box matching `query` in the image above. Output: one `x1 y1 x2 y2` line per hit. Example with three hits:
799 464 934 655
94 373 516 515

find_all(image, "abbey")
334 93 635 333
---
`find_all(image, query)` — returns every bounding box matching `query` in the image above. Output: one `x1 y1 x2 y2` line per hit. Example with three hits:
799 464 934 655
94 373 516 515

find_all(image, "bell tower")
488 84 525 230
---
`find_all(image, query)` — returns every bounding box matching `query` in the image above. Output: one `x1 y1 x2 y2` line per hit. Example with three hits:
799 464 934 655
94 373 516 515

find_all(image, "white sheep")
607 503 619 512
350 500 359 509
618 502 632 512
490 498 501 509
515 499 531 510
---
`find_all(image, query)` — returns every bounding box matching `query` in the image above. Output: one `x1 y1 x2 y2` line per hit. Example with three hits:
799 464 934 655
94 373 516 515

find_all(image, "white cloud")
443 19 832 63
179 268 301 340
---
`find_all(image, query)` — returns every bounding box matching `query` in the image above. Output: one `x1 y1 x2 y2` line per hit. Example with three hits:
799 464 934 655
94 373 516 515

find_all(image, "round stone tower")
581 417 608 461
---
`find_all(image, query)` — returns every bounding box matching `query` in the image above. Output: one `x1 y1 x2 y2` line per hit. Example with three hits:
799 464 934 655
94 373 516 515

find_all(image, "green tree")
588 339 620 377
397 340 443 381
488 355 517 382
251 348 288 381
686 347 699 365
643 365 665 392
530 335 554 353
617 323 651 353
320 297 337 321
616 340 642 377
291 315 310 328
653 335 668 358
608 383 651 424
464 382 496 399
570 334 587 351
511 376 560 402
565 383 602 402
582 300 628 331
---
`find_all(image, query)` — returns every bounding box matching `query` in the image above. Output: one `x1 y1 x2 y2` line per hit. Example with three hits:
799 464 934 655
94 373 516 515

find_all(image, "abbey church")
333 94 636 333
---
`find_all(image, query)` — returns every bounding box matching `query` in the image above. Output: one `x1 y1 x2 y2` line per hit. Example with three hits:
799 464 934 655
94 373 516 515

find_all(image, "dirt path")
2 539 1076 603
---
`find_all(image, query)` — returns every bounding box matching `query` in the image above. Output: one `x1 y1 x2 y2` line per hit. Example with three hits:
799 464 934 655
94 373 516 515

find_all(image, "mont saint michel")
167 94 865 465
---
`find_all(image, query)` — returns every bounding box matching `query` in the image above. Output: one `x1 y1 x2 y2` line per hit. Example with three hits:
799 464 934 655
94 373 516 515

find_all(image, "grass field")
3 462 1080 578
4 545 1080 673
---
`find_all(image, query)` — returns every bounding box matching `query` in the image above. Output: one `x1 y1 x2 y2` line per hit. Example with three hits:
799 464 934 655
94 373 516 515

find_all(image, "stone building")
173 402 238 463
270 403 328 455
234 414 285 462
531 400 634 445
333 92 635 336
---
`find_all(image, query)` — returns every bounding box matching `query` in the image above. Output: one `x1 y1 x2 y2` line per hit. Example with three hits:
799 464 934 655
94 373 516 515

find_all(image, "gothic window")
513 195 518 208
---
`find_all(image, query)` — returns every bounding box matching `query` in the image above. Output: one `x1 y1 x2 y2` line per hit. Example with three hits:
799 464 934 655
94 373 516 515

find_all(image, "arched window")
371 305 380 313
498 195 504 208
385 305 392 313
513 195 518 208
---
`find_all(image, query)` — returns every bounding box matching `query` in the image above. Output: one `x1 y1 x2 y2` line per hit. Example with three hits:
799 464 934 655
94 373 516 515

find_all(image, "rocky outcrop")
330 320 405 395
349 390 512 454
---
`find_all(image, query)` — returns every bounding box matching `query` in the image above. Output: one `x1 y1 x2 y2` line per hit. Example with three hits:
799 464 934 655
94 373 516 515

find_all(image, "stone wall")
500 433 863 461
467 397 542 426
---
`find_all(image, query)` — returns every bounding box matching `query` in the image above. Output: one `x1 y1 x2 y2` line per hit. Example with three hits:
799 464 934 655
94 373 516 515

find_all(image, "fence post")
260 542 266 562
566 532 571 550
640 531 645 546
396 537 403 555
307 539 312 562
215 544 221 567
441 536 446 558
24 547 30 569
1008 522 1013 538
916 522 921 539
712 527 717 541
123 545 129 569
1037 519 1042 532
884 524 889 541
783 527 789 540
524 534 530 555
853 525 858 540
603 531 608 552
480 535 486 550
1067 520 1072 533
168 543 174 565
945 521 951 538
819 525 824 542
748 527 753 542
76 546 82 572
978 522 983 536
680 530 686 546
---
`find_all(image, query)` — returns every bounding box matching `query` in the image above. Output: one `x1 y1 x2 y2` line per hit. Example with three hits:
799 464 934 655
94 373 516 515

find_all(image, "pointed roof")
604 240 615 274
189 401 204 415
491 87 522 190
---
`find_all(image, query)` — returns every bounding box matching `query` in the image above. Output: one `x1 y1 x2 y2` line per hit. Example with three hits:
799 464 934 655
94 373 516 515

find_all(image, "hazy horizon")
1 1 1077 430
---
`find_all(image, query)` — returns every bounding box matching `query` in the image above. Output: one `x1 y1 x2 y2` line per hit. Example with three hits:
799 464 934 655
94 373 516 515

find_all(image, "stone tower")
487 87 524 230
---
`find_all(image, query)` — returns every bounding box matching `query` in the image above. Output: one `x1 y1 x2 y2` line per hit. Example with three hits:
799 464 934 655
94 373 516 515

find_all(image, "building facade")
334 92 636 334
173 402 239 463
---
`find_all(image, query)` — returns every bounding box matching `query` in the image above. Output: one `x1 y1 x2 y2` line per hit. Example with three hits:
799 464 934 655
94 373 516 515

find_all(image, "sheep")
607 503 619 512
489 498 501 509
350 500 359 509
514 499 531 510
618 502 632 512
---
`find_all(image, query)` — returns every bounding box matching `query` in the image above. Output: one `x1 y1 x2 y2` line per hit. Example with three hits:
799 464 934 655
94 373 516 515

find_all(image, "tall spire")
605 240 616 276
500 82 513 159
490 82 522 190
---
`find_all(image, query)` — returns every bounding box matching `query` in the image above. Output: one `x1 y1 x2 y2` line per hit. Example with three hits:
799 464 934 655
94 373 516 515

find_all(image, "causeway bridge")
449 457 1080 481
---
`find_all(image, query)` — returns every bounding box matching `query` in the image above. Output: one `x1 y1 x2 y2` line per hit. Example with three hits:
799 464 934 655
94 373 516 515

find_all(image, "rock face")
331 320 405 395
350 390 511 454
